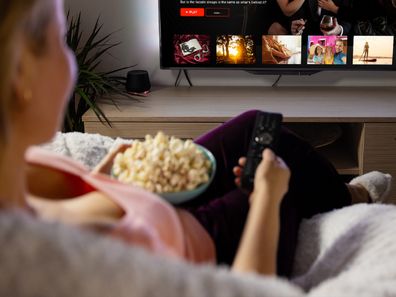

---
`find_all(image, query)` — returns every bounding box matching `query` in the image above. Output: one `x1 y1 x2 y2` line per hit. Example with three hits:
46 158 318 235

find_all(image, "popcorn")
112 132 212 193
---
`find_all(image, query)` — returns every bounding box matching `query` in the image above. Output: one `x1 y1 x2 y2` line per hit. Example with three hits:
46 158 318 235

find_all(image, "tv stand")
175 69 193 87
83 86 396 203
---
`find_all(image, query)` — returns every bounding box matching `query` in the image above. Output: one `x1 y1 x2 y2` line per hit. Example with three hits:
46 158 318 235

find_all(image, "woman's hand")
233 156 247 187
233 149 290 204
320 17 342 35
291 19 306 35
318 0 339 14
92 144 131 175
252 149 290 204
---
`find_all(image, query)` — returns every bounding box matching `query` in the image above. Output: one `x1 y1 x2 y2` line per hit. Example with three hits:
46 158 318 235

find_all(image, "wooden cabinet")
84 122 221 139
83 86 396 202
362 123 396 202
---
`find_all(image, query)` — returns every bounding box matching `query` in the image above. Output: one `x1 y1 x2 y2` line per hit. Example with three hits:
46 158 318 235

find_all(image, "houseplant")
64 12 137 132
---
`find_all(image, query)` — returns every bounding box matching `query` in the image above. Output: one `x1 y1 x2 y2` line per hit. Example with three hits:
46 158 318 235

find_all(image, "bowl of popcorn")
111 132 216 204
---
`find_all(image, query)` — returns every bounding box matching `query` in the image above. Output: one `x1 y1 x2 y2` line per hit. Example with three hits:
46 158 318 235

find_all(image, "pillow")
41 132 130 169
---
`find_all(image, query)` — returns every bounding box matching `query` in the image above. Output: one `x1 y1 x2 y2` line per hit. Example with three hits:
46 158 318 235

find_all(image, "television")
159 0 396 73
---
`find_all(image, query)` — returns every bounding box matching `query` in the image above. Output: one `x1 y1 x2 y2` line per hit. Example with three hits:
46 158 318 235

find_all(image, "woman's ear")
11 42 36 110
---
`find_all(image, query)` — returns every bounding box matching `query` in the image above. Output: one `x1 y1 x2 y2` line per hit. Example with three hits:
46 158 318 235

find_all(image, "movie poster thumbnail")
216 35 256 65
262 35 302 64
307 36 348 65
353 36 394 65
173 34 210 65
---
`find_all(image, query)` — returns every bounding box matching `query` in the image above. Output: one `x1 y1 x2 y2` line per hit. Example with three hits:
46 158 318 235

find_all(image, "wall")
65 0 396 87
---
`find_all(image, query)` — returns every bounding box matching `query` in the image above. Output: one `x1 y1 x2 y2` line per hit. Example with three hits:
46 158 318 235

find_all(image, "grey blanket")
0 211 301 297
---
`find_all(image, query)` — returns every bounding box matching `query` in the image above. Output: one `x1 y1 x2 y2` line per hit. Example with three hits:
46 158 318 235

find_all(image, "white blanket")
294 204 396 296
39 132 396 296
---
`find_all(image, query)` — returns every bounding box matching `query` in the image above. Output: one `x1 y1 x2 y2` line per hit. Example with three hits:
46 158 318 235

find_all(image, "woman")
334 39 347 64
312 45 324 64
0 0 390 279
362 41 369 61
324 45 335 64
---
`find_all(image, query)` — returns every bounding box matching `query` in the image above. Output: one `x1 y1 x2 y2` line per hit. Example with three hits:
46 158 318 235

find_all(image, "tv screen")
159 0 396 72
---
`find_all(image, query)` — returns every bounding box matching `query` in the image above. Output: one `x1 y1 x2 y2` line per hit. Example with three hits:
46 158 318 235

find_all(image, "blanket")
0 210 302 297
294 204 396 296
37 132 396 296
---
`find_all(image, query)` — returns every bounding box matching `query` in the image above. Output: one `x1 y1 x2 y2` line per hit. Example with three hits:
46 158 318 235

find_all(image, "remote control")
241 111 283 192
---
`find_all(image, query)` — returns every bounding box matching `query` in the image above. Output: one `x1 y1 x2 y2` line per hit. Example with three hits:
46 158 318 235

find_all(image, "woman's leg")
275 132 351 276
193 110 258 202
186 110 351 277
184 110 256 265
268 22 289 35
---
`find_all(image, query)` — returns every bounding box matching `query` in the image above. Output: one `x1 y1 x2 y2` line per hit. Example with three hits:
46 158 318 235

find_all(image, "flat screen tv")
159 0 396 73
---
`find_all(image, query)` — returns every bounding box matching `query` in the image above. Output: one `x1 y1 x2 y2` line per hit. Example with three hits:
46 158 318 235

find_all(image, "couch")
1 132 395 297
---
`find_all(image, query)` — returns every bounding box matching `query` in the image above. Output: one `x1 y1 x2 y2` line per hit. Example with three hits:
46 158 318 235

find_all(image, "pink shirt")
26 147 216 264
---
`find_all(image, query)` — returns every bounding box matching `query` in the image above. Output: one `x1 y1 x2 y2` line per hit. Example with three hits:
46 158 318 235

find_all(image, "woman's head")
314 45 323 56
335 39 344 53
0 0 76 151
325 46 333 56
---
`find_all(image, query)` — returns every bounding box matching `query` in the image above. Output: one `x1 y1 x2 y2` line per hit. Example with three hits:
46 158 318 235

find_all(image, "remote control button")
255 133 273 145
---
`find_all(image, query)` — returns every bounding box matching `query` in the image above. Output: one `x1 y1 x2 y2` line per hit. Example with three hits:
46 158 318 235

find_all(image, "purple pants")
185 110 351 277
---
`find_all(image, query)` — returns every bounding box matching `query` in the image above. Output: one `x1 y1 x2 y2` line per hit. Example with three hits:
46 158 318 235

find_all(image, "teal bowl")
160 145 216 205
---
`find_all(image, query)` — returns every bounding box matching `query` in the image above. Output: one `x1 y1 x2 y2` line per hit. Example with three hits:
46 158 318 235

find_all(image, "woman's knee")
278 127 313 166
268 22 288 35
236 109 261 120
224 110 261 129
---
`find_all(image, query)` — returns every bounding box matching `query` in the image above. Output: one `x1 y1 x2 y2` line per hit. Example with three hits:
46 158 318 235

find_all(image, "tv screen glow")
159 0 396 71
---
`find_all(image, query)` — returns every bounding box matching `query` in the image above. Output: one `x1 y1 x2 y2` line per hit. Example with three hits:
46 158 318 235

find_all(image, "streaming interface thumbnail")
216 35 256 64
307 36 348 65
353 36 394 65
173 34 211 64
262 35 302 64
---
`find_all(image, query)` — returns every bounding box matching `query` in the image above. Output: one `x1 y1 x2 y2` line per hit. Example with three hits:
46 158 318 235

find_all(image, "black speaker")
126 70 151 93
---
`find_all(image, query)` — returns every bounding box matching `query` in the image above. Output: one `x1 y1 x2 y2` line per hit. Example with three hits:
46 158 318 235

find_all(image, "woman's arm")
232 149 290 275
277 0 305 17
27 164 88 199
232 187 282 275
318 0 339 14
28 191 124 227
263 39 291 62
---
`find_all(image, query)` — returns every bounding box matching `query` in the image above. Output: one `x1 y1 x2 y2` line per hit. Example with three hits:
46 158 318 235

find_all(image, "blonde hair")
0 0 53 149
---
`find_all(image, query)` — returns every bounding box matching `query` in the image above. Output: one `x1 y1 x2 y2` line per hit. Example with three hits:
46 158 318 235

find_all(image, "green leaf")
85 42 121 67
64 10 140 132
76 87 112 127
103 65 137 75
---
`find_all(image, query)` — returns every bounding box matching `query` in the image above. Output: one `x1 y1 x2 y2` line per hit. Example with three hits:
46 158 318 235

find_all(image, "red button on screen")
180 8 205 17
